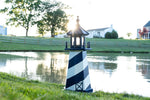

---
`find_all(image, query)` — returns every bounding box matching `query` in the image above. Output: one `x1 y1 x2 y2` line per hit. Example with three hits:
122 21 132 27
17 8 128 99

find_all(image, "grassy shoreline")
0 72 149 100
0 36 150 53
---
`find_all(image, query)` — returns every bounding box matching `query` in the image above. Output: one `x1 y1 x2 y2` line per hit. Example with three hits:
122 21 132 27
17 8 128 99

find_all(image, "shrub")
93 35 102 38
105 30 118 39
119 37 124 39
111 30 118 39
105 32 111 39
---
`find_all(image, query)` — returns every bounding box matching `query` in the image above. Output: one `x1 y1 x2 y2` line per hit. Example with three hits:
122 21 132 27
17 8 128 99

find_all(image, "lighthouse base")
65 51 93 93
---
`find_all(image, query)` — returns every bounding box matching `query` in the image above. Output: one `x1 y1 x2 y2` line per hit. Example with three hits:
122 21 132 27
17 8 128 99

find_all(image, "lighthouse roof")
67 16 89 36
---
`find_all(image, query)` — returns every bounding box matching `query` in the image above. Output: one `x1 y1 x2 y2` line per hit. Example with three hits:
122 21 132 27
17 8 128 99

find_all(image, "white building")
86 25 113 38
55 33 67 38
137 21 150 39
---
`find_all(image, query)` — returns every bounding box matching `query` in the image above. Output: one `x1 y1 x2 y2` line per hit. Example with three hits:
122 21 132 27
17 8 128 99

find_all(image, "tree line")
0 0 70 37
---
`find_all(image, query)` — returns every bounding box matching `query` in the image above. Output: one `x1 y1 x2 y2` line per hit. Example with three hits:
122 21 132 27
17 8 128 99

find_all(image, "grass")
0 42 64 51
87 38 150 52
0 72 150 100
1 36 150 52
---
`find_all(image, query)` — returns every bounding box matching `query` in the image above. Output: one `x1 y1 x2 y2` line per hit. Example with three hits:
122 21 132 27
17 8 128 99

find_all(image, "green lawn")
0 72 149 100
87 38 150 52
0 42 64 51
0 36 150 53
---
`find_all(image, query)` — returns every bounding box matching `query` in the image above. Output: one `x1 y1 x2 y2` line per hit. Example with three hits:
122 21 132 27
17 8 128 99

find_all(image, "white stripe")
67 57 88 79
66 85 75 91
69 52 81 60
83 75 90 90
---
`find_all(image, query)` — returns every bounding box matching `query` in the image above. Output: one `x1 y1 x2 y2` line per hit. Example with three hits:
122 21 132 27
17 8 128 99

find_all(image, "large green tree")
0 0 41 37
37 1 69 37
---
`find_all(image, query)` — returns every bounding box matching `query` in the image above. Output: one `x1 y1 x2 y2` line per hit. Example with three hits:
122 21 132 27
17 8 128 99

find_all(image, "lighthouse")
65 16 93 92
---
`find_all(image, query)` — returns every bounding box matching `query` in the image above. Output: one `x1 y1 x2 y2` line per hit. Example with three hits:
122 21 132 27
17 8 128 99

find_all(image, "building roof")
87 27 109 32
144 21 150 27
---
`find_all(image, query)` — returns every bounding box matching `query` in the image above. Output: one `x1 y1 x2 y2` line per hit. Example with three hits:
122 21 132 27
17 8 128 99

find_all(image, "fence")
0 36 67 46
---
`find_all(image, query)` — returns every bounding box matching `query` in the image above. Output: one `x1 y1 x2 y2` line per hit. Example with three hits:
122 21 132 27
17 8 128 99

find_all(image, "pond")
0 52 150 97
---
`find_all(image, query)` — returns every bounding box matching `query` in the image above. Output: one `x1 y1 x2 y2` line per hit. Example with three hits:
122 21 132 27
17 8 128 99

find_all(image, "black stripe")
68 52 83 68
66 66 89 88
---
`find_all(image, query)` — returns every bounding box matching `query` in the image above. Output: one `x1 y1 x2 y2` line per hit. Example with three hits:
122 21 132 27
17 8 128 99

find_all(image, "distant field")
0 36 150 53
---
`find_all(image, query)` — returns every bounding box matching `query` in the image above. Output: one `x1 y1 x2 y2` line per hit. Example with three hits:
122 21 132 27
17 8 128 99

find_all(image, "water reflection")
0 52 150 97
89 61 117 77
136 55 150 81
21 57 28 78
88 55 117 77
137 64 150 81
0 57 7 67
0 52 68 84
36 59 66 84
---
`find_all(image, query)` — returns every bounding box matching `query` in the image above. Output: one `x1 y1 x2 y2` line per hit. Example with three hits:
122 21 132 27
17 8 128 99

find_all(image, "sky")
58 0 150 38
1 0 150 38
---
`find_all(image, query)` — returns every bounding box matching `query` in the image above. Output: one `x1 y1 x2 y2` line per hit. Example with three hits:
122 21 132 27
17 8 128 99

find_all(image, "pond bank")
0 72 149 100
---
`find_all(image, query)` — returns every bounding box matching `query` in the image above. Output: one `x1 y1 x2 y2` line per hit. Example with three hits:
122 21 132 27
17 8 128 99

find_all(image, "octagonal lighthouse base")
65 51 93 92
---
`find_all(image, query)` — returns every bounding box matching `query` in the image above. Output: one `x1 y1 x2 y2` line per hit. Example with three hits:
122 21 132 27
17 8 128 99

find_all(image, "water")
0 52 150 97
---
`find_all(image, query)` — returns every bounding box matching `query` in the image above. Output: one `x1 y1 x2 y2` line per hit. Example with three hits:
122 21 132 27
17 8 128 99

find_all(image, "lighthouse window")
76 37 80 45
82 37 84 45
72 37 74 45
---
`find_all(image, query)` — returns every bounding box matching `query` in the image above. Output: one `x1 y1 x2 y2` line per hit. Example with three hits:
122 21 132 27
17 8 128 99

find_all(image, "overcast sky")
1 0 150 38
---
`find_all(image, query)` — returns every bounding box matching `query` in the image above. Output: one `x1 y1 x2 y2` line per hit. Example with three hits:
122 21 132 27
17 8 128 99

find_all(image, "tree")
105 32 111 39
37 20 46 36
111 30 118 39
127 32 132 38
138 27 148 38
105 30 118 39
37 1 69 37
0 0 41 37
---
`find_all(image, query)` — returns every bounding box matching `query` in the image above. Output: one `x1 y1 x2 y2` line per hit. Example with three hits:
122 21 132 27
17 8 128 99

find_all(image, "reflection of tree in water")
21 57 29 79
88 55 117 70
36 58 67 84
89 62 117 70
104 63 117 70
89 61 117 76
136 64 150 82
0 54 26 67
0 56 7 67
36 52 47 60
89 62 102 70
104 63 117 76
103 56 117 61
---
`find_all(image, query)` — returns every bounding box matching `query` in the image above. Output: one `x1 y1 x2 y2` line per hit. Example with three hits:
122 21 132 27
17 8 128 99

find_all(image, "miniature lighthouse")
65 16 93 92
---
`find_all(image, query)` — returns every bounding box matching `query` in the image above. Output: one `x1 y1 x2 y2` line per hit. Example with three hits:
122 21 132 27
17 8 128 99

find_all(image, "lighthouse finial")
77 16 79 24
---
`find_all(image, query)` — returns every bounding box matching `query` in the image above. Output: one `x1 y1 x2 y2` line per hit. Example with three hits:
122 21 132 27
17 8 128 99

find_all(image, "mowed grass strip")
0 36 150 52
